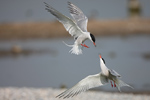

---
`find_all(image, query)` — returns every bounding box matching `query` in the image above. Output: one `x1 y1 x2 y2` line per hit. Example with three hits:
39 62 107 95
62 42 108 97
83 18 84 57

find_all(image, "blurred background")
0 0 150 93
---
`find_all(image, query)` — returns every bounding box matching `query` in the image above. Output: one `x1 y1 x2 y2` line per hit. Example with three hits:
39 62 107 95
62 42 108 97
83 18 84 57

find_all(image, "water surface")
0 35 150 92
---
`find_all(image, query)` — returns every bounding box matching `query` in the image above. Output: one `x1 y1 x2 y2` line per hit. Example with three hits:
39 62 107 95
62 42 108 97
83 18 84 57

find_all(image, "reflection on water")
0 45 57 57
0 35 150 92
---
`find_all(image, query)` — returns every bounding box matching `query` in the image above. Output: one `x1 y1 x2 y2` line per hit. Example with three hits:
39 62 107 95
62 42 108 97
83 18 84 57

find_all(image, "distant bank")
0 19 150 40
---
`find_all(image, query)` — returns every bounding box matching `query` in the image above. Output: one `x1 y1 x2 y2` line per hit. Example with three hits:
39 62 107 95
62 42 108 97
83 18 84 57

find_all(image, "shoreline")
1 87 150 95
0 19 150 40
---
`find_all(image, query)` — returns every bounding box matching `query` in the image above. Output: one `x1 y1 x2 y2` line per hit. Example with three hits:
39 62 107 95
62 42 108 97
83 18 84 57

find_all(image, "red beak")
99 55 102 58
93 42 96 47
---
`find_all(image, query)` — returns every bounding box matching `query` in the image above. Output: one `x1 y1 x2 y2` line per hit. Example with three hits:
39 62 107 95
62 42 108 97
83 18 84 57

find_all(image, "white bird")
44 2 96 55
56 55 133 99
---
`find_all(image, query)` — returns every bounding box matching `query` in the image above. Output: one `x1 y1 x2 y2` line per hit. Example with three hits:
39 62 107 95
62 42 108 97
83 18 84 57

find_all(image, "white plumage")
56 55 133 98
44 2 96 55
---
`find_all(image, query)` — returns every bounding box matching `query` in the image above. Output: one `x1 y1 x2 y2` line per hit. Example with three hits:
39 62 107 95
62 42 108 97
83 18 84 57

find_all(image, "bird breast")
76 34 88 44
103 69 109 77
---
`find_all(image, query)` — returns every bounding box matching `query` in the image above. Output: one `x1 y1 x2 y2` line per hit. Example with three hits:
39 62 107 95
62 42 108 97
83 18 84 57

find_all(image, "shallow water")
0 35 150 92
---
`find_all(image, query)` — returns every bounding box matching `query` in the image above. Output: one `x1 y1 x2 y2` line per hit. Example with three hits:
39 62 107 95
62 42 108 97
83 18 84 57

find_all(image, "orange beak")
93 42 96 47
99 54 102 58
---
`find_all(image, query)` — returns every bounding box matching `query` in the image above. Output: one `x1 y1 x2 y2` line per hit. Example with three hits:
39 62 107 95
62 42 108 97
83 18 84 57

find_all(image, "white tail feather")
62 41 73 47
62 41 82 55
115 79 133 92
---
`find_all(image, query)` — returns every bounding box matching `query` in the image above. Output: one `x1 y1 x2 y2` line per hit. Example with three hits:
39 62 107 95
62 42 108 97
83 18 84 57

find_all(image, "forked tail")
62 41 73 47
62 41 83 55
115 79 133 92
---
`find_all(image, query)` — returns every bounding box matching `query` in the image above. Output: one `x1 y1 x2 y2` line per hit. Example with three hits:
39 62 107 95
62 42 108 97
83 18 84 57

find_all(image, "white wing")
56 73 108 98
44 2 83 39
68 2 88 32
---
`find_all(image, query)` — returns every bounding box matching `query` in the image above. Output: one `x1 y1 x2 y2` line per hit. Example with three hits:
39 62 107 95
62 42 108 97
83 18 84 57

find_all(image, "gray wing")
44 2 83 39
56 73 108 99
109 69 121 77
68 2 88 32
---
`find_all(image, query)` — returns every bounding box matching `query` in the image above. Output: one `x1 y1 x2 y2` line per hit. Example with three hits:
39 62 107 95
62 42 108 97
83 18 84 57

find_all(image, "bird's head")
99 54 109 76
99 54 106 64
90 33 96 47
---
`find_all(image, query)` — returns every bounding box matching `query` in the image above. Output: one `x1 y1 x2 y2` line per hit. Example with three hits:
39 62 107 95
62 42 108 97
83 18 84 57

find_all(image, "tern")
56 55 133 98
44 2 96 55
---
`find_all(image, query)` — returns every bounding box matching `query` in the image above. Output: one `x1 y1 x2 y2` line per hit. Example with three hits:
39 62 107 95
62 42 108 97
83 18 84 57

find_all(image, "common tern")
56 55 133 98
44 2 96 55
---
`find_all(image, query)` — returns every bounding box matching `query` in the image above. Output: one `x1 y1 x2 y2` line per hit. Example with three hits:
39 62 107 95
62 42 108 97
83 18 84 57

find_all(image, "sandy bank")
0 19 150 40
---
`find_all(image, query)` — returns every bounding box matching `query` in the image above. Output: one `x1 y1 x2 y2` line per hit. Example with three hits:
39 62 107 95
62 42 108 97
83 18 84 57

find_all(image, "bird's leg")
110 81 113 87
81 44 89 48
81 44 84 47
83 44 89 48
84 44 89 48
114 81 116 87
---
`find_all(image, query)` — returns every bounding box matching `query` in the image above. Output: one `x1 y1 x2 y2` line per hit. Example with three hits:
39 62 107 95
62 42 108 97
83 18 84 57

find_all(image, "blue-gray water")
0 0 150 22
0 35 150 92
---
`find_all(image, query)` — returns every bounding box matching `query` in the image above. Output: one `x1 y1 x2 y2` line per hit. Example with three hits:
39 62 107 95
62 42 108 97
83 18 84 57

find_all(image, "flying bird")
56 55 133 98
44 2 96 55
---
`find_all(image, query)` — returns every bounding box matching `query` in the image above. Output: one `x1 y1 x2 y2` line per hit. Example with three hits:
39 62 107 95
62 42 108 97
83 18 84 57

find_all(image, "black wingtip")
67 1 73 6
55 95 61 99
44 2 49 9
43 2 48 5
67 1 71 4
55 93 61 98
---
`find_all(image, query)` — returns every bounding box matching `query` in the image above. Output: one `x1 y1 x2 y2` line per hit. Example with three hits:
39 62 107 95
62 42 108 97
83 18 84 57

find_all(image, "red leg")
114 81 116 87
81 44 89 48
81 44 85 47
110 81 113 87
84 44 89 48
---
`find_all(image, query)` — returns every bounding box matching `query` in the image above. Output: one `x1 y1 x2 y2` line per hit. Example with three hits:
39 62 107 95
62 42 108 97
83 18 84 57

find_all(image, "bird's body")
44 2 96 55
56 55 133 98
99 55 121 86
